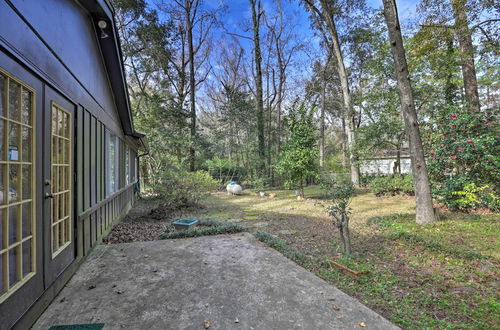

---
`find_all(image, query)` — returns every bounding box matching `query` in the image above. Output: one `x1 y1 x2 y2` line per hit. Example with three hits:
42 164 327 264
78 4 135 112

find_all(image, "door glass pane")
22 239 31 276
0 120 4 160
22 202 31 238
58 110 64 136
0 164 4 206
0 253 4 294
58 140 64 166
21 88 31 126
0 74 5 117
8 81 21 122
52 227 57 252
9 248 18 286
8 205 19 245
52 136 57 164
22 127 31 162
22 165 31 200
9 164 19 203
8 123 19 162
0 209 3 249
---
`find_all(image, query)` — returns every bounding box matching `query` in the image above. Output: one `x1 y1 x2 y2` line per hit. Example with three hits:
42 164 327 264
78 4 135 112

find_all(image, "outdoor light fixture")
98 19 109 39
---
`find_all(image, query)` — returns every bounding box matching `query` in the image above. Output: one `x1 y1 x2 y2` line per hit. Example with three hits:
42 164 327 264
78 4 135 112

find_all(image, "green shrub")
153 168 217 211
421 107 499 211
450 183 499 211
159 220 246 239
368 175 414 196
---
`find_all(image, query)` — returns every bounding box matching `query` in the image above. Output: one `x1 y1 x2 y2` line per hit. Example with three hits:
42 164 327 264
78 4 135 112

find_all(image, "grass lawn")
183 186 499 329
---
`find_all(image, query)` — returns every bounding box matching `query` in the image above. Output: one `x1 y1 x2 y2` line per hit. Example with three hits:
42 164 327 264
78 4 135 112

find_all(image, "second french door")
42 86 76 287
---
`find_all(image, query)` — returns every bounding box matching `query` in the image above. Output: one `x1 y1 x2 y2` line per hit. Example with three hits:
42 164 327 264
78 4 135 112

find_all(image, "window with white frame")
107 133 118 195
125 147 130 185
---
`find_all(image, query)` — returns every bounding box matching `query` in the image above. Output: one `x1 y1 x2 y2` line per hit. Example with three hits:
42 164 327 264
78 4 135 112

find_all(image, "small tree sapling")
321 176 356 256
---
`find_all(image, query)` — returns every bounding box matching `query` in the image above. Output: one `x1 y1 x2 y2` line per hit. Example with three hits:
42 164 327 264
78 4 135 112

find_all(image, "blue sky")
213 0 419 59
148 0 421 99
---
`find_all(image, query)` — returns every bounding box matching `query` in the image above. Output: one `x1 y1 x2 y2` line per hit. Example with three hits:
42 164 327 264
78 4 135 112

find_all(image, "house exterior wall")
360 158 412 175
0 1 140 329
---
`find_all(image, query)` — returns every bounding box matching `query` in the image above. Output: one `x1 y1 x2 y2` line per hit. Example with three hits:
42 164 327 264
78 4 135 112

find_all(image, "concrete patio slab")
33 233 398 330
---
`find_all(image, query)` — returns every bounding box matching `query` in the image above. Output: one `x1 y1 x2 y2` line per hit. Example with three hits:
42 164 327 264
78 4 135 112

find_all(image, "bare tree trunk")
323 6 359 186
306 0 359 185
451 0 480 112
299 177 305 199
186 0 196 171
250 0 266 176
341 117 347 168
393 149 401 174
383 0 437 224
340 214 351 256
320 73 326 168
444 36 456 105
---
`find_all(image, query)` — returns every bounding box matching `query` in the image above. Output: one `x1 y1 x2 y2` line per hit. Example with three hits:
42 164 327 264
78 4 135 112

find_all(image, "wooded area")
113 0 499 218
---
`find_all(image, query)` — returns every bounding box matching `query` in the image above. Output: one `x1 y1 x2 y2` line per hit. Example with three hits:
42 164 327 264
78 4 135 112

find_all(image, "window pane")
9 164 19 203
22 202 31 238
8 123 19 162
8 80 21 122
9 247 18 286
22 127 31 162
21 88 31 126
9 205 19 244
0 74 5 118
22 239 31 276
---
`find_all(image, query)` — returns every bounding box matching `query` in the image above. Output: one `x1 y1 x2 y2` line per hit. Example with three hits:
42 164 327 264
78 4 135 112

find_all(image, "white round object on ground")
226 183 243 195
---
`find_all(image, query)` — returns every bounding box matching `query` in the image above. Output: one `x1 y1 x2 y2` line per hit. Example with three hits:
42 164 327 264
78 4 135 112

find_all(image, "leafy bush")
421 107 499 211
153 168 217 210
451 183 499 211
368 175 414 196
275 103 319 197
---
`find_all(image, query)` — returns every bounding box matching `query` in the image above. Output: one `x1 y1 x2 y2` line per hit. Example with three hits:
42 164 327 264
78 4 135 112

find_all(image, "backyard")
105 187 499 329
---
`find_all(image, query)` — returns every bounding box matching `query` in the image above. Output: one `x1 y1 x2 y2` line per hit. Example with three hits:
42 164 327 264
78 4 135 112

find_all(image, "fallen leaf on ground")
331 304 340 311
358 321 366 327
203 320 212 328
